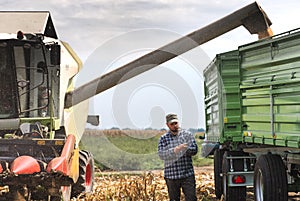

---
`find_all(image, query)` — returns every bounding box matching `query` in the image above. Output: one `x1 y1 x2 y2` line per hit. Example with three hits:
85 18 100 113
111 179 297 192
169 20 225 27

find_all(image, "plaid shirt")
158 129 198 179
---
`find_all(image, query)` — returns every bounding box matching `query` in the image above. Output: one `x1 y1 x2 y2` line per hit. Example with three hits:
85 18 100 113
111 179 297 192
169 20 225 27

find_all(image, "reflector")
232 175 246 184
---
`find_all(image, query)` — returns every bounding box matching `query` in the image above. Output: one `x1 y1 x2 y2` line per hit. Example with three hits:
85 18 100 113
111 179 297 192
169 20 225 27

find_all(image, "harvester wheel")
71 150 94 198
214 149 224 199
222 151 246 201
6 187 27 201
50 185 71 201
254 154 287 201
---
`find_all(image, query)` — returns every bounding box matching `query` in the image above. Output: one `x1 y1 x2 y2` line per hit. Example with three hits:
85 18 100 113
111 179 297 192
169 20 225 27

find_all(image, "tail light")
232 175 246 184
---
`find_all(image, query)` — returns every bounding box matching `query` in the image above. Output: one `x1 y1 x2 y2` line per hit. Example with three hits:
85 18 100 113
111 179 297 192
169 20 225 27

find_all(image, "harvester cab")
0 2 273 200
0 35 60 134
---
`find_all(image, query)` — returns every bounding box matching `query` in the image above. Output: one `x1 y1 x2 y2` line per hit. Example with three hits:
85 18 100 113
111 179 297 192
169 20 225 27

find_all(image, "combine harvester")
0 2 271 201
202 7 300 201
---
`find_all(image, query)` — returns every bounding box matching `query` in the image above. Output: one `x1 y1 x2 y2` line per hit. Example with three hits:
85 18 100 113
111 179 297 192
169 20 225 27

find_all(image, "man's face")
167 121 179 133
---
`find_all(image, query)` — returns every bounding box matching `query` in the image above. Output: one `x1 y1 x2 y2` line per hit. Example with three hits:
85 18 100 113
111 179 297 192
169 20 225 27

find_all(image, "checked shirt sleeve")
179 129 198 157
185 134 198 156
158 134 177 160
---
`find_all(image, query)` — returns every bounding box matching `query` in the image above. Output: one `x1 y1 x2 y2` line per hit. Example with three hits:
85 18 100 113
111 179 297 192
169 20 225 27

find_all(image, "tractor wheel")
254 154 287 201
222 151 246 201
71 150 94 198
214 149 224 199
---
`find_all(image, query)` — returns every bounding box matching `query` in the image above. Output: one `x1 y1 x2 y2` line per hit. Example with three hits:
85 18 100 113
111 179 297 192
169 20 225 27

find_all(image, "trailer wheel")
214 149 224 199
254 154 287 201
71 150 94 198
222 151 246 201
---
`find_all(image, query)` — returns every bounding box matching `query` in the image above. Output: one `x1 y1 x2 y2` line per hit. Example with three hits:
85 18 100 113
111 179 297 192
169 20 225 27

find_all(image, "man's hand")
174 143 188 154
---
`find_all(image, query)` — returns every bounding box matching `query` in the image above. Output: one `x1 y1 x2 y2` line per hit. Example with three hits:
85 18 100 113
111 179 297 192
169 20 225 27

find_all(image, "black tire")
5 188 26 201
214 149 224 199
71 150 94 198
254 154 287 201
222 151 246 201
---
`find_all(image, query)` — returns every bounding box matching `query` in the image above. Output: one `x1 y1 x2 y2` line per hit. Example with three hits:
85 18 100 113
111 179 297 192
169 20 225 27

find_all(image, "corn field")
74 167 216 201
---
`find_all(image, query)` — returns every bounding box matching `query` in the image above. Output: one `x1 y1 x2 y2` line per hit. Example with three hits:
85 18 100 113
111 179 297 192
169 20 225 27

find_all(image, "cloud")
0 0 278 60
1 0 300 128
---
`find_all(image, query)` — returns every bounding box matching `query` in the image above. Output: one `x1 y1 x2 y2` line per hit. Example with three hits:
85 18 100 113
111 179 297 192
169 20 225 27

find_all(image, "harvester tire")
50 185 71 201
71 150 94 198
214 149 224 199
222 151 246 201
254 154 287 201
5 187 26 201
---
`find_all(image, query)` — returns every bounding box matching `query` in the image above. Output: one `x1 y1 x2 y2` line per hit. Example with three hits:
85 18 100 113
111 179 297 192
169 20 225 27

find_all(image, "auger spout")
64 2 272 108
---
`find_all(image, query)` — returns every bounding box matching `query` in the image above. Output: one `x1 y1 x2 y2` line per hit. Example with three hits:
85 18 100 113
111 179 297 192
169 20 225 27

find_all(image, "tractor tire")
71 150 94 198
222 151 246 201
254 154 288 201
214 149 224 199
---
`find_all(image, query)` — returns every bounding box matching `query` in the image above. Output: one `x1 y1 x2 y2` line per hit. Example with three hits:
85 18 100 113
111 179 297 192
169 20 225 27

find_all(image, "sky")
1 0 300 130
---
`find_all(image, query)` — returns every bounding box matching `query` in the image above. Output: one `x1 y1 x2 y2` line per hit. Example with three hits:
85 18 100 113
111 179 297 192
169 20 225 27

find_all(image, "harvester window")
14 46 27 113
14 43 49 117
0 45 17 118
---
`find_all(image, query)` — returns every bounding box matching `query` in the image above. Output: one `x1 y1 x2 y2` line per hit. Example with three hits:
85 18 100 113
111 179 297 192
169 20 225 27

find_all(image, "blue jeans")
165 175 197 201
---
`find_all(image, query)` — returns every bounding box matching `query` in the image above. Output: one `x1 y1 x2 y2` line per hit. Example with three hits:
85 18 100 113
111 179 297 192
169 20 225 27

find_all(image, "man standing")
158 114 198 201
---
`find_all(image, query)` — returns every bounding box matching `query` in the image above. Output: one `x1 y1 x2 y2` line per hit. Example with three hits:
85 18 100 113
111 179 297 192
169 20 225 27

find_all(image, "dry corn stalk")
72 167 218 201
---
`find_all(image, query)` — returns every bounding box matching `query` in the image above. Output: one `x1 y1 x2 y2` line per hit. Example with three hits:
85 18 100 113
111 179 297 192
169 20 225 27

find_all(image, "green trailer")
203 28 300 201
203 50 241 146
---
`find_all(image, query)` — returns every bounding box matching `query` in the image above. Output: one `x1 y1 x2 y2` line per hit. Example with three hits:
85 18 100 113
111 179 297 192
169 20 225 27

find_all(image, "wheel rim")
255 169 264 201
85 163 92 189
